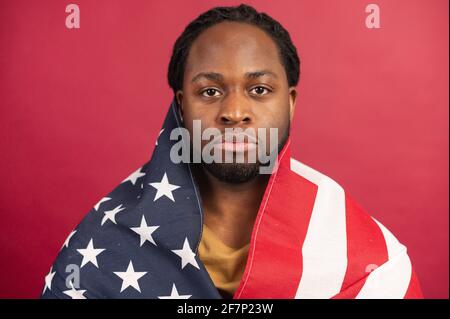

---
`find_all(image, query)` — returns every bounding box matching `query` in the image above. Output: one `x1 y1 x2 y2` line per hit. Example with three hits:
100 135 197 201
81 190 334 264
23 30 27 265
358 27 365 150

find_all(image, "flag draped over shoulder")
41 98 423 299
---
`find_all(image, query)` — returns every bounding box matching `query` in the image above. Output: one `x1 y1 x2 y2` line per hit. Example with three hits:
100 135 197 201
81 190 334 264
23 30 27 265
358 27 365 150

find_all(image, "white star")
76 238 105 268
101 204 125 226
149 172 180 202
113 261 147 293
63 280 87 299
171 237 200 270
158 283 192 299
61 230 77 250
43 267 55 294
130 216 159 247
94 197 111 211
122 167 146 185
156 129 164 145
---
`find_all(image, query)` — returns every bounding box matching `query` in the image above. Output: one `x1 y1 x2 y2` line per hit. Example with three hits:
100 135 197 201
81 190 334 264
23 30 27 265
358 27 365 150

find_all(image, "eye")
201 88 222 97
250 86 271 96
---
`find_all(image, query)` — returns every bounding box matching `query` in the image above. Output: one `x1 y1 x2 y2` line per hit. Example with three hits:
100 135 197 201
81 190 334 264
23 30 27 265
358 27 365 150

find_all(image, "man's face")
176 21 297 183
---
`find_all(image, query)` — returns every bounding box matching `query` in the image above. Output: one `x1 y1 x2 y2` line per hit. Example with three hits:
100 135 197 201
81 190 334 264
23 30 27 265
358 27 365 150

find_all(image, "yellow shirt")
198 224 250 299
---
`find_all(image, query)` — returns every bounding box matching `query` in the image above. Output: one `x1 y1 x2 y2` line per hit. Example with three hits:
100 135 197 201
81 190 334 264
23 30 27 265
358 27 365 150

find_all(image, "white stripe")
356 219 412 299
290 158 348 299
372 218 405 260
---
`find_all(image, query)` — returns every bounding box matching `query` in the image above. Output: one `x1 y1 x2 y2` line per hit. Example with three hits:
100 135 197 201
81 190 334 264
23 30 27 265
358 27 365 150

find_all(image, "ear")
288 87 298 123
175 90 184 122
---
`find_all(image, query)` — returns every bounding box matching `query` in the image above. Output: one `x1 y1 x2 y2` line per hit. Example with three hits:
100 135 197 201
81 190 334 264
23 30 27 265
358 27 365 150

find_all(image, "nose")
217 92 253 126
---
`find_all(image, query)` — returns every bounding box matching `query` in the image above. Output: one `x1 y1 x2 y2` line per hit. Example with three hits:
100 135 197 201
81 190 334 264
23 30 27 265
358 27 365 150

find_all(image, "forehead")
184 21 284 78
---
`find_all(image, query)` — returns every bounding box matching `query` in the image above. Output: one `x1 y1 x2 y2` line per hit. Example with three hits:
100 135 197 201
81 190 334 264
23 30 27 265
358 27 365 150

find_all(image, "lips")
217 141 257 152
213 133 258 153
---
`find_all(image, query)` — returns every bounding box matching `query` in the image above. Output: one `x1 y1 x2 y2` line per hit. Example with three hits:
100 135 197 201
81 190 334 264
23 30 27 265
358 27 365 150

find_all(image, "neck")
193 165 270 249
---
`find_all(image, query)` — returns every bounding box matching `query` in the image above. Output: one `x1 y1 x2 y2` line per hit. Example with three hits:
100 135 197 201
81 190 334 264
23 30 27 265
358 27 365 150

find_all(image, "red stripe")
404 268 424 299
234 140 318 298
333 194 389 298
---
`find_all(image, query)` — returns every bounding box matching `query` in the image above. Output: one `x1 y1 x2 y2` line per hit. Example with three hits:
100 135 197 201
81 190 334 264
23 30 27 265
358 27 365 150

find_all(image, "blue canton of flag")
41 99 221 299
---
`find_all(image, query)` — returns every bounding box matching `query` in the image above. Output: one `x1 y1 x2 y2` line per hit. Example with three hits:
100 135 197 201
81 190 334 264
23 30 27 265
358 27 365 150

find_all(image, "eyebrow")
191 70 278 83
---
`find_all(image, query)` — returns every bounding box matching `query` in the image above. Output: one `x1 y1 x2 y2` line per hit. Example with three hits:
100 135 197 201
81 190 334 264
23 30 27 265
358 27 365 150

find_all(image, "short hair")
167 3 300 96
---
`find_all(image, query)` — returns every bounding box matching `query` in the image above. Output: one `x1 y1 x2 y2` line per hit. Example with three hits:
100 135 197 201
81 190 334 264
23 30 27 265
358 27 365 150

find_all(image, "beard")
203 161 261 184
199 123 290 184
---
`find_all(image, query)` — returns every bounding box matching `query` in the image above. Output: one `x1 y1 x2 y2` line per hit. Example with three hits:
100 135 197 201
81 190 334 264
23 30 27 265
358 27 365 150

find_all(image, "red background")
0 0 448 298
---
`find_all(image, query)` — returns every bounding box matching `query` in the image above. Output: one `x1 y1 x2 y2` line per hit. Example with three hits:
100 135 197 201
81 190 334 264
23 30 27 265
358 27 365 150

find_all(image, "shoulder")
289 157 408 268
289 158 420 298
41 163 150 298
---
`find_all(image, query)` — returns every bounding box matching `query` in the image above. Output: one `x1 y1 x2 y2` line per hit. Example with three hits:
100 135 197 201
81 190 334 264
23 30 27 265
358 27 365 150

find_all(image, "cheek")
181 103 202 127
180 104 217 148
260 105 290 129
258 107 291 144
183 98 215 120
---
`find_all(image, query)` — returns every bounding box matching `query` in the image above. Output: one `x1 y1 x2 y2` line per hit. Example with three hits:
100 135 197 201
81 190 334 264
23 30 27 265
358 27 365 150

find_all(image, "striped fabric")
42 99 423 299
234 141 423 299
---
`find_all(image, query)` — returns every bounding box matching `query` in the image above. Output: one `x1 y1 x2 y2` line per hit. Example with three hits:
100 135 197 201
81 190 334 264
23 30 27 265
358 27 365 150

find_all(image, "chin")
203 162 261 184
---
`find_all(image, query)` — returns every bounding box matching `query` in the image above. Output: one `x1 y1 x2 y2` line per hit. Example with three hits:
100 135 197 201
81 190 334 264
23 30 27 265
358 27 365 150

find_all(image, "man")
41 4 423 299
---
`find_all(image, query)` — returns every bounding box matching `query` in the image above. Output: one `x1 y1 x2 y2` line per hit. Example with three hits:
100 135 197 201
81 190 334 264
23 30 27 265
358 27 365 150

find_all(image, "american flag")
41 98 423 299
